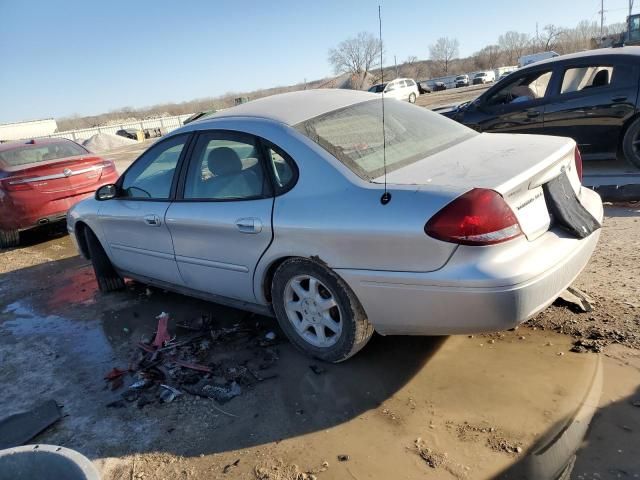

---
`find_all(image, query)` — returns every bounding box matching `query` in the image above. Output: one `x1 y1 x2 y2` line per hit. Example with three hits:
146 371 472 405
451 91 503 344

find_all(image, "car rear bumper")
337 188 603 335
0 191 96 231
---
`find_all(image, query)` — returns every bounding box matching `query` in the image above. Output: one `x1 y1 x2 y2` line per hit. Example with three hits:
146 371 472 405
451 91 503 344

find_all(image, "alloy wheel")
283 274 343 348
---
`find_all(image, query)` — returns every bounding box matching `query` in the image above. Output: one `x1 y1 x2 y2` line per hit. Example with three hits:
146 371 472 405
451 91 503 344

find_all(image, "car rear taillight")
425 188 522 246
0 177 33 192
574 147 583 182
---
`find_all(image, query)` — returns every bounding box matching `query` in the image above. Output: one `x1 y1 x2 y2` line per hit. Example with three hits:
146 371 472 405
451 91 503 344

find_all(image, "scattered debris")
109 311 281 410
487 434 524 455
570 339 606 353
104 367 127 390
557 286 595 313
414 438 447 468
159 384 182 403
0 400 62 449
152 312 172 348
223 459 240 474
254 459 322 480
309 365 326 375
337 455 350 462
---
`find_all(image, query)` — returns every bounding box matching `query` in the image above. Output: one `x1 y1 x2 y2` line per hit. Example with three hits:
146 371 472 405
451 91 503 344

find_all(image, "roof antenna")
378 5 391 205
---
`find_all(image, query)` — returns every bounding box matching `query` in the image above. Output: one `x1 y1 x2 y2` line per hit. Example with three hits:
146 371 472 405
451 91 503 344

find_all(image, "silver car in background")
67 90 603 362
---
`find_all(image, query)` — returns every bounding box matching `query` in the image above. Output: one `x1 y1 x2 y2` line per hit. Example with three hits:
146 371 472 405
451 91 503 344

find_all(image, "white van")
472 71 495 84
368 78 420 103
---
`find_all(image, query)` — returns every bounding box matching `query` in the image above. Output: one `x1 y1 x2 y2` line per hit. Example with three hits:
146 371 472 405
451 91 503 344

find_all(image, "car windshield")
476 73 486 77
368 84 386 93
0 141 88 167
295 99 476 180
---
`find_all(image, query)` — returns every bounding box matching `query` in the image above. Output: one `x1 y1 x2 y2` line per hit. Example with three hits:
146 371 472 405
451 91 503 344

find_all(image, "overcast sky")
0 0 631 123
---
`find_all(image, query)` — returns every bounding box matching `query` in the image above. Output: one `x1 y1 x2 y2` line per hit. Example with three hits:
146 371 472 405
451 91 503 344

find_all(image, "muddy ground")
0 201 638 479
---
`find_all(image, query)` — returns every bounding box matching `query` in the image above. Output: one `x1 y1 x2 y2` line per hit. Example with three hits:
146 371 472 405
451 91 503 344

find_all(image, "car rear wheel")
0 229 19 248
622 117 640 169
408 92 416 103
271 257 374 363
84 228 125 292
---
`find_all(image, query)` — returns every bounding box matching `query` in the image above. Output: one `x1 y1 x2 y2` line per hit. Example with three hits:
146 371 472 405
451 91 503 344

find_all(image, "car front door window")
484 70 552 108
120 134 187 199
184 133 269 200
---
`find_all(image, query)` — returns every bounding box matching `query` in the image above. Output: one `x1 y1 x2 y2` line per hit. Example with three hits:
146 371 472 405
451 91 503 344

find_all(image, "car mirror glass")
96 184 118 201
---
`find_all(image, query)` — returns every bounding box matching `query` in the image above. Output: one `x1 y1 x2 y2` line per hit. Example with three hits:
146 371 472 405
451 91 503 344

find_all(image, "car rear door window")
561 66 613 94
265 143 296 193
183 132 270 200
120 134 187 199
560 64 637 94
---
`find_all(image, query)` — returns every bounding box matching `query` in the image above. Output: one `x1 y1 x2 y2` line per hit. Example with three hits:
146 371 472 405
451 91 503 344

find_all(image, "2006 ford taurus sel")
67 89 603 362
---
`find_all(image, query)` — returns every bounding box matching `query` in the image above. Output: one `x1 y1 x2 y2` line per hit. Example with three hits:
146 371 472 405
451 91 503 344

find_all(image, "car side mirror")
96 184 118 201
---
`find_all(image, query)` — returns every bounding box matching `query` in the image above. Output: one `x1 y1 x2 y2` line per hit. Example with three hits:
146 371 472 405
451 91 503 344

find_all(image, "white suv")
368 78 420 103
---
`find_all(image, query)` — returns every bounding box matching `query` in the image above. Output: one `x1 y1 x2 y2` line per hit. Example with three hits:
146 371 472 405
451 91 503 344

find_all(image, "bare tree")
472 44 501 70
328 32 382 89
429 37 459 76
536 24 565 51
498 31 530 65
401 56 428 80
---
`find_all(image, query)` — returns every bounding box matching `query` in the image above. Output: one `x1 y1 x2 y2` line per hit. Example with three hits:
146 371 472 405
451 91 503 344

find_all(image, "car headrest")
208 147 242 176
592 69 609 87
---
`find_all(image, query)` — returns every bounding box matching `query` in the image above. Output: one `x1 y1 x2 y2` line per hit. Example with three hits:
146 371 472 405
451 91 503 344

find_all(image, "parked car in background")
473 71 496 84
429 81 447 91
184 110 217 125
439 47 640 168
68 89 602 363
455 74 470 87
417 81 432 94
116 129 144 141
0 138 118 247
497 71 513 82
368 78 420 103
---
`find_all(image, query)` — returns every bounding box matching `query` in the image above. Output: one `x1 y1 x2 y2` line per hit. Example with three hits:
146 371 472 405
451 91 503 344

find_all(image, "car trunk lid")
377 133 583 241
2 155 109 196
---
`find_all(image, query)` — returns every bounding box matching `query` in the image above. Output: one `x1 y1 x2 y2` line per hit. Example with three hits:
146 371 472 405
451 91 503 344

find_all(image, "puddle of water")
3 300 113 364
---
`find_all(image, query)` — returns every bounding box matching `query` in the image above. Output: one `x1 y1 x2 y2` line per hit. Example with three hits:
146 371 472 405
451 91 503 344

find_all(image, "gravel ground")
527 202 640 353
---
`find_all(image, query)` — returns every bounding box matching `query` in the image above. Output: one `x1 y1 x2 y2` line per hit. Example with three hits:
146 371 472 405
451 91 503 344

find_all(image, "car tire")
84 228 125 292
271 257 374 363
621 117 640 169
0 229 19 248
408 92 416 103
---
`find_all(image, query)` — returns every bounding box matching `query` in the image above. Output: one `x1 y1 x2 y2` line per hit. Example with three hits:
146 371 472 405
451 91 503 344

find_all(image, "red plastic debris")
152 312 171 348
104 368 127 380
171 358 213 373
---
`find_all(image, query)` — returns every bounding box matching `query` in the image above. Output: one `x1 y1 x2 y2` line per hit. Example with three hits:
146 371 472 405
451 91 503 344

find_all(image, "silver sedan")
67 90 603 362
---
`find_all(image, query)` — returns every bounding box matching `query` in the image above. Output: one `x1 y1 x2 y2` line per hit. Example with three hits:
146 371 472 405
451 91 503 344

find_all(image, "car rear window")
0 141 88 167
295 99 476 180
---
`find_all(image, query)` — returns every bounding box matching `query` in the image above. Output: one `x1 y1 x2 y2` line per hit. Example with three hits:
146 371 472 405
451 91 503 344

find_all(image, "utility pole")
629 0 634 41
600 0 605 37
394 55 398 78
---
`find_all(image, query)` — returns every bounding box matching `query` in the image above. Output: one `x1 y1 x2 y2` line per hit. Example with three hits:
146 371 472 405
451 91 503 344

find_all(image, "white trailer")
0 118 58 142
518 51 559 68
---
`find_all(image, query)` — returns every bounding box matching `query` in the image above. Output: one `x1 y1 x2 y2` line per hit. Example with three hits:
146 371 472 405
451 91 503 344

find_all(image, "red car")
0 138 118 247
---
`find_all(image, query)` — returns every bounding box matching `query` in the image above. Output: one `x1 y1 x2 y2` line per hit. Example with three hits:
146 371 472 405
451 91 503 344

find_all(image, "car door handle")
526 110 541 118
612 95 627 103
143 214 160 226
235 218 262 234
